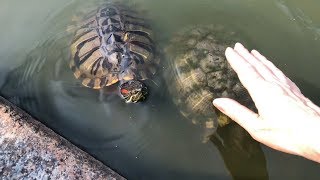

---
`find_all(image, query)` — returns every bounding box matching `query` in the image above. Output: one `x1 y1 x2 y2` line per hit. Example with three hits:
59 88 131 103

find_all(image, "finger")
235 44 303 102
226 46 300 107
251 49 305 103
250 49 284 78
251 49 301 93
234 43 278 82
225 47 265 98
213 98 261 132
305 99 320 115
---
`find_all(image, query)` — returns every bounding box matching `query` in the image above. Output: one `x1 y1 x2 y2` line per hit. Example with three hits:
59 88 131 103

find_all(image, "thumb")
213 98 260 131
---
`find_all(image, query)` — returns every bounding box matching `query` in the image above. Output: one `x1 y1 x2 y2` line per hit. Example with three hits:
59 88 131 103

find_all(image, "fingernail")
226 47 232 51
225 47 233 56
212 99 226 113
234 42 243 49
251 49 260 55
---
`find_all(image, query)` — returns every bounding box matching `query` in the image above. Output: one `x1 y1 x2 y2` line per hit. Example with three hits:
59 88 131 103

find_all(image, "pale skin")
213 43 320 163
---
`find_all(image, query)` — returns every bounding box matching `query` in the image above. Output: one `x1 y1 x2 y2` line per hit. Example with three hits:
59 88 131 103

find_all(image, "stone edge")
0 96 125 179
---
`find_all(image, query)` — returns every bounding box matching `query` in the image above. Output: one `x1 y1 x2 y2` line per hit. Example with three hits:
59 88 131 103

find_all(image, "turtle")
69 2 159 103
164 25 256 142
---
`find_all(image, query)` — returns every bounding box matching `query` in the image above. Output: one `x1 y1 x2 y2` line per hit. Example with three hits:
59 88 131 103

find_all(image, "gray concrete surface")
0 96 125 179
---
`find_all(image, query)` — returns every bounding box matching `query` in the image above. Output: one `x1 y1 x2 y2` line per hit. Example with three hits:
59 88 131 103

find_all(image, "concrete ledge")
0 96 125 179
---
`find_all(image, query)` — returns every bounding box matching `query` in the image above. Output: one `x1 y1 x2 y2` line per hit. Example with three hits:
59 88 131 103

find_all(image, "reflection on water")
0 0 320 179
275 0 320 40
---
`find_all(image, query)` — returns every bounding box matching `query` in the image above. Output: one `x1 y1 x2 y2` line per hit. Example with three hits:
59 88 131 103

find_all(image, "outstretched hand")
213 43 320 163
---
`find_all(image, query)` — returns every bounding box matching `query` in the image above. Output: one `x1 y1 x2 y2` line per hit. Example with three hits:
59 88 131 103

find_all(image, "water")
1 0 320 179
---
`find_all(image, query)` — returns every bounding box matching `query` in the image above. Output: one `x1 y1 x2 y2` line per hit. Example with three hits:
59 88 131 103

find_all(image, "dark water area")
0 0 320 179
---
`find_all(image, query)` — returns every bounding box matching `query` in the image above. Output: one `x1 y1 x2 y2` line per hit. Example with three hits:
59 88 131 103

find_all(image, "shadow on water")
211 123 268 180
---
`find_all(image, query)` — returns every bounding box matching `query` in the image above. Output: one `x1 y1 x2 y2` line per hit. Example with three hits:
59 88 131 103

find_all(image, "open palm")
213 43 320 163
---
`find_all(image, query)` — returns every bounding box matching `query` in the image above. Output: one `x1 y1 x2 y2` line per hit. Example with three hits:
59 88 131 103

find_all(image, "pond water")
1 0 320 179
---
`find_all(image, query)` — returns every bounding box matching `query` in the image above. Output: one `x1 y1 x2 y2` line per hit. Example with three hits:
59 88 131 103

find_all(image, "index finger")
225 47 265 98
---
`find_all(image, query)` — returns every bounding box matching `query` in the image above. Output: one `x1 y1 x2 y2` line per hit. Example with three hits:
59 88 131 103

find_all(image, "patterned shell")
165 25 255 131
70 3 156 89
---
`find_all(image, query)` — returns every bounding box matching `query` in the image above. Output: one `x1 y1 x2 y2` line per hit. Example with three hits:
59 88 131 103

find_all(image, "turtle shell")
165 25 255 138
70 3 158 89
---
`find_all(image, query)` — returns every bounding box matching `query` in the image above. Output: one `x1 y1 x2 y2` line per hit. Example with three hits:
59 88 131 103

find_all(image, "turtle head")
119 80 148 103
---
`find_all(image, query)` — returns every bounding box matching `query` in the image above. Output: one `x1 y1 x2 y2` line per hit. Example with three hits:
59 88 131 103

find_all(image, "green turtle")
69 2 159 103
165 25 255 142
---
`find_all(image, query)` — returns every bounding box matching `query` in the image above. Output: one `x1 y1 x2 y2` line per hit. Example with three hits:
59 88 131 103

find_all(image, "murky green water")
1 0 320 179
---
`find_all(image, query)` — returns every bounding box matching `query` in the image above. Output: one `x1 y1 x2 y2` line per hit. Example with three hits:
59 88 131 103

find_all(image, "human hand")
213 43 320 163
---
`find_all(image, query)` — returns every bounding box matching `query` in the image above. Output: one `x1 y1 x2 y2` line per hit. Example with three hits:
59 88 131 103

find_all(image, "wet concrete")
0 96 125 179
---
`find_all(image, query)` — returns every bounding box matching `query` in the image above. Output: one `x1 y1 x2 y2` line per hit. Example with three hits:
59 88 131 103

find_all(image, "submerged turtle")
69 2 159 103
165 25 255 141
